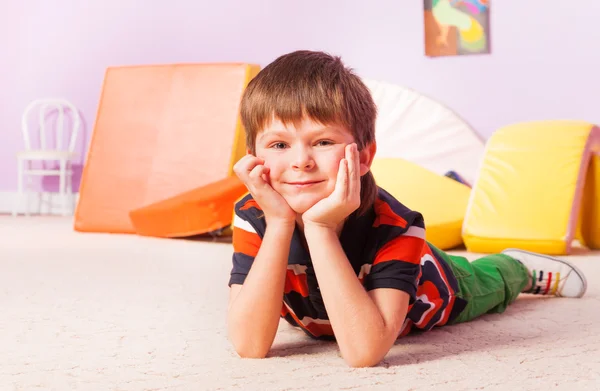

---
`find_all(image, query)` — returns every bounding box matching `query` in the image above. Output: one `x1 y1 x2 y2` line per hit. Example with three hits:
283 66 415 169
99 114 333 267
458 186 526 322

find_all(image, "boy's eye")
316 140 333 146
271 142 287 149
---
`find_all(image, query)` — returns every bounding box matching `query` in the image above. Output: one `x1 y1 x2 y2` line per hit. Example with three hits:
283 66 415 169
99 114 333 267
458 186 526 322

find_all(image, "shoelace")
527 270 561 295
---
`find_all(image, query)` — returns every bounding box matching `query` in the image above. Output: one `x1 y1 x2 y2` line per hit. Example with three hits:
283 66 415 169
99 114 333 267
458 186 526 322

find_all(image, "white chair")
12 99 81 216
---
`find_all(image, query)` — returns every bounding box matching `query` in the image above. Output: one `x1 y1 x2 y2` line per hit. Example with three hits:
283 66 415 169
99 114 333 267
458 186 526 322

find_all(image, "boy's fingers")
335 158 348 199
261 166 271 184
249 165 277 195
233 156 248 175
248 165 267 182
348 144 360 197
355 144 361 181
347 144 356 179
234 155 260 177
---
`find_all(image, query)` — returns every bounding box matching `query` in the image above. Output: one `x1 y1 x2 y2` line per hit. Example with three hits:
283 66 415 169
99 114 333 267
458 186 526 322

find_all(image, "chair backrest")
21 98 81 152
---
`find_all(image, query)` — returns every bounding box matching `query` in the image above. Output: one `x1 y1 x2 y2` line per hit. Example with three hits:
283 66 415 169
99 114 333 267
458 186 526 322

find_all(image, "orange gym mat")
129 176 248 238
74 63 259 234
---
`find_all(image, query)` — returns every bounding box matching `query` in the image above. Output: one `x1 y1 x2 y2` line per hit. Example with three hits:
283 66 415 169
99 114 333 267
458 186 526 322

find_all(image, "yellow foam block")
581 153 600 249
463 120 600 255
371 158 471 250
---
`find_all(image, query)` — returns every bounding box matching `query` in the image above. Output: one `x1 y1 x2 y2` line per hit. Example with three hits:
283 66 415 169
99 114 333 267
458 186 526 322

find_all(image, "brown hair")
239 50 378 216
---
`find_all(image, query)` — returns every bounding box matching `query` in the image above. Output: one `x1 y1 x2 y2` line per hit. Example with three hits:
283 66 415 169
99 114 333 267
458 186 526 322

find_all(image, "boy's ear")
359 142 377 176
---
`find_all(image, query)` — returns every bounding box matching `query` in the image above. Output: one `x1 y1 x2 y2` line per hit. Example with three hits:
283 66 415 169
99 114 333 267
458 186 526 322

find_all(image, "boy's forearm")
303 225 393 366
227 221 295 358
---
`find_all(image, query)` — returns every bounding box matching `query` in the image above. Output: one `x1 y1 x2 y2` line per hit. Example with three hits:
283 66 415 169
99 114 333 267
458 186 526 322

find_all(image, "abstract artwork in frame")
424 0 490 57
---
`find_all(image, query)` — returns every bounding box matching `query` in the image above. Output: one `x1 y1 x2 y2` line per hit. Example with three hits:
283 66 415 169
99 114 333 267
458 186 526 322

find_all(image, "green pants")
437 251 530 324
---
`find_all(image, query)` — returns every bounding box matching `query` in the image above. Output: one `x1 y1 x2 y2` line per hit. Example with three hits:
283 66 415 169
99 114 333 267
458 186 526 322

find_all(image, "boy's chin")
286 197 322 215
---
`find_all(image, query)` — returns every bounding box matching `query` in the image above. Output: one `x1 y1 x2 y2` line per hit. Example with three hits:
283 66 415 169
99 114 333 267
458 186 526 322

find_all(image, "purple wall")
2 1 600 191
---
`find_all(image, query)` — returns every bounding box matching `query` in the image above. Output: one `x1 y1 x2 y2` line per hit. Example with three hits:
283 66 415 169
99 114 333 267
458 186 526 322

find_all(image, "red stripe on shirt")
374 234 424 265
414 281 442 328
281 304 290 318
282 304 332 338
424 245 456 297
232 226 261 258
304 321 333 338
373 199 408 228
282 305 310 333
240 198 262 211
422 245 457 326
284 270 309 297
437 295 456 326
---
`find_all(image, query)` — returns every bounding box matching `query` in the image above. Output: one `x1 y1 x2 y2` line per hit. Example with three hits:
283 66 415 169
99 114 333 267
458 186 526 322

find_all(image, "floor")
1 215 599 391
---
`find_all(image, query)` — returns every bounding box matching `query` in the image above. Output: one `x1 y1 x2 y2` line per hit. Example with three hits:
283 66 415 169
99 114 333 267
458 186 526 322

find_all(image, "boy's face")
254 117 370 215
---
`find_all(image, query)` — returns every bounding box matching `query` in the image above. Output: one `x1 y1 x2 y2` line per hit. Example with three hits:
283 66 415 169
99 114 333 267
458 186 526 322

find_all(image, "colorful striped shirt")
228 187 467 339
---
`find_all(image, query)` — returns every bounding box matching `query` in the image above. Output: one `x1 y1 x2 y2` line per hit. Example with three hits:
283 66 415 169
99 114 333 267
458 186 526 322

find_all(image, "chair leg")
59 159 68 216
13 158 24 217
25 174 32 217
67 169 74 214
40 192 50 215
38 192 44 215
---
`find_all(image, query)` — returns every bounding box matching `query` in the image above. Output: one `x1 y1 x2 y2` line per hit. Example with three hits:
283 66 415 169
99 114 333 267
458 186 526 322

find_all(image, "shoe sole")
501 248 588 298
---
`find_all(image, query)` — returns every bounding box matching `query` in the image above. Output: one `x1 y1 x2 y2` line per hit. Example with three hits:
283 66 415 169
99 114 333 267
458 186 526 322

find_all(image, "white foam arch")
363 78 485 185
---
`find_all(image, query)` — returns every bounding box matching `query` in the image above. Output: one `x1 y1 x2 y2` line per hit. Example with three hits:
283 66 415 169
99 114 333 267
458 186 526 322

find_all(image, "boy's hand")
302 143 361 230
233 154 297 226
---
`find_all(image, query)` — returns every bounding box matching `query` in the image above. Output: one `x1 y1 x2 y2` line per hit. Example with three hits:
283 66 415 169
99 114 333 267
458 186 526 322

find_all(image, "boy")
227 50 588 368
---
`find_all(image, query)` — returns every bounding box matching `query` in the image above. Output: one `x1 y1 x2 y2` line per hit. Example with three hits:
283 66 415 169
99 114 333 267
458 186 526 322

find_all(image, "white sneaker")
501 249 587 298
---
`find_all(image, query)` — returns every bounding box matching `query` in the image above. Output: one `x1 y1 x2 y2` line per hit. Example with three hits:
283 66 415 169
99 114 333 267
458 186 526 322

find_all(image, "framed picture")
424 0 490 57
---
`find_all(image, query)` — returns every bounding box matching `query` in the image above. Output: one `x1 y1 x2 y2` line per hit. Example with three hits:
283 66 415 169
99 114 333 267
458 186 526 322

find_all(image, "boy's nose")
292 148 315 170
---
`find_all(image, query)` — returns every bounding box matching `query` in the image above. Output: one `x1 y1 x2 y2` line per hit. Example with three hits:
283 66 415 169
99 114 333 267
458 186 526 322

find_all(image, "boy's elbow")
342 348 385 368
341 334 395 368
228 333 271 359
233 343 270 359
227 316 276 359
344 354 382 368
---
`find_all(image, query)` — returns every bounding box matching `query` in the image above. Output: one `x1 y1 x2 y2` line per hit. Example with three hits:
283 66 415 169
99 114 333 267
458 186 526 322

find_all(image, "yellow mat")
462 120 600 255
581 153 600 249
371 158 471 250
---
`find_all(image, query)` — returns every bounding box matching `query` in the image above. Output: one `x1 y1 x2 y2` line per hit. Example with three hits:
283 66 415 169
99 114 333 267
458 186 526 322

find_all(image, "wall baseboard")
0 191 80 215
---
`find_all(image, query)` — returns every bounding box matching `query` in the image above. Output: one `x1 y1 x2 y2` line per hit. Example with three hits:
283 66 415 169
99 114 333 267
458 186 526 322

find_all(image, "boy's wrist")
265 218 297 232
303 222 338 237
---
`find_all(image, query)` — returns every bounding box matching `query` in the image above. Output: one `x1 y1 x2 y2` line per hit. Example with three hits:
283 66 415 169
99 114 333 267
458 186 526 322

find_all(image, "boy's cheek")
256 153 270 165
257 155 274 171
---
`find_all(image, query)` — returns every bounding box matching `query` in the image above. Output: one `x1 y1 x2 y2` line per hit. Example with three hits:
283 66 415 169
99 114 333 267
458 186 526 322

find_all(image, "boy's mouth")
286 180 324 188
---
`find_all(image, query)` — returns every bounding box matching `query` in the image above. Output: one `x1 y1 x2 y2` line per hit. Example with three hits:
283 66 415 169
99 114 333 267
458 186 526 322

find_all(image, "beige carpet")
1 216 599 391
